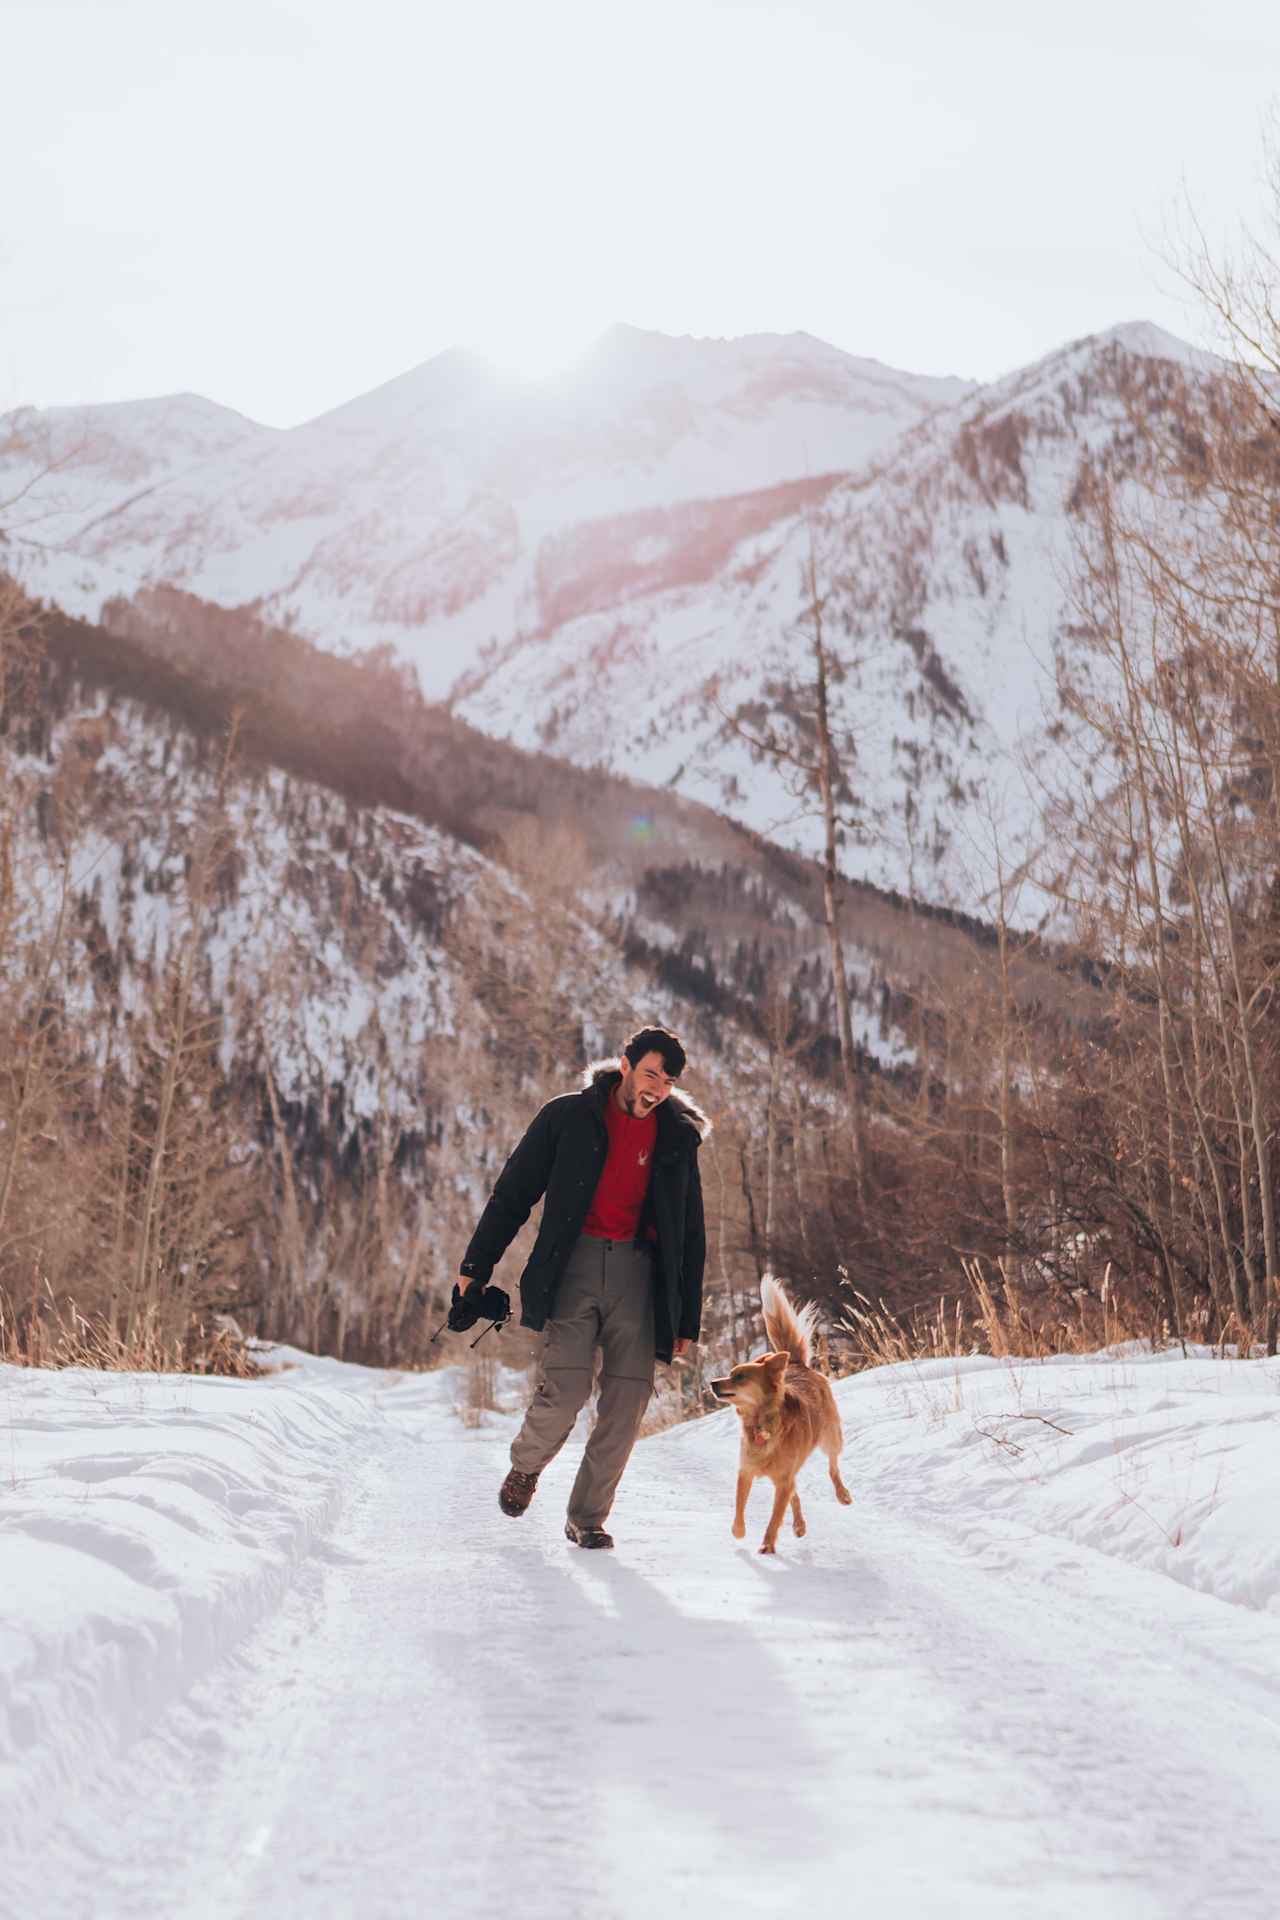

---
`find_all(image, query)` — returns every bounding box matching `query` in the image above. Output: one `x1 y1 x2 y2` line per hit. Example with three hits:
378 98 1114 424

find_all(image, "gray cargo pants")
510 1235 656 1530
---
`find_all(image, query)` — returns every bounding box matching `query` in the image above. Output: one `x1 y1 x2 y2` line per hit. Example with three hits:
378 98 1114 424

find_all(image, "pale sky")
5 0 1279 426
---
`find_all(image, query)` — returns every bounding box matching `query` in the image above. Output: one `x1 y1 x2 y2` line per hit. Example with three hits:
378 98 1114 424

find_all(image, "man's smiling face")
616 1049 675 1117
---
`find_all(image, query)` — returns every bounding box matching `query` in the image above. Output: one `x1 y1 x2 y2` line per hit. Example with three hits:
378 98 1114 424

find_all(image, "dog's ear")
763 1350 790 1379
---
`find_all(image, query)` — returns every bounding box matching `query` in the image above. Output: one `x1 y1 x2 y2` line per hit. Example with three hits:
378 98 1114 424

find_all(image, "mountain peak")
590 320 857 360
304 343 511 432
1088 318 1216 371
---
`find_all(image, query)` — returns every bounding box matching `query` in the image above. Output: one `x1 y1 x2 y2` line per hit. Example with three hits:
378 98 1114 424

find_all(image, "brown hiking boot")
565 1520 614 1550
499 1468 539 1517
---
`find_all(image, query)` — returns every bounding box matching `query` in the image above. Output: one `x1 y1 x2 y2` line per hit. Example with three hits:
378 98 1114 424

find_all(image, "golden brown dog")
709 1276 853 1554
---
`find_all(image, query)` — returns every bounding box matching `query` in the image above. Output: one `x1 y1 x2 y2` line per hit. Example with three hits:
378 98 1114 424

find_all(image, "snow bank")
0 1353 389 1844
839 1344 1280 1615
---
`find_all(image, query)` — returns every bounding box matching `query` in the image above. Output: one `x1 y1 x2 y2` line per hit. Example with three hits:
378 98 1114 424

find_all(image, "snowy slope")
5 686 473 1123
459 322 1228 912
0 393 273 547
1 326 969 691
0 1352 377 1844
8 1340 1280 1918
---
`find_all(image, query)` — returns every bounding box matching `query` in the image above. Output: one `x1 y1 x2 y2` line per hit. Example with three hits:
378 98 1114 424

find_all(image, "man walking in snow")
457 1025 707 1549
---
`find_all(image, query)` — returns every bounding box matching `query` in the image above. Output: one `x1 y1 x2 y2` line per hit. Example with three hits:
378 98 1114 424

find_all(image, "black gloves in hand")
446 1281 511 1334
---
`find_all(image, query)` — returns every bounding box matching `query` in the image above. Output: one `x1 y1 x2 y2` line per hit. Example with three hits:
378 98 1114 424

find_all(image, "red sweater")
582 1098 657 1241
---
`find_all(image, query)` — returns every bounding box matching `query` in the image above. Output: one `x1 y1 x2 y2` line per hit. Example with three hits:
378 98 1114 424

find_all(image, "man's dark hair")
624 1025 687 1079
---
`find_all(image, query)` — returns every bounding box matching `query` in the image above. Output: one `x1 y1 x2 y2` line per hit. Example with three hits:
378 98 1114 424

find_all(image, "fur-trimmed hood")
582 1061 712 1141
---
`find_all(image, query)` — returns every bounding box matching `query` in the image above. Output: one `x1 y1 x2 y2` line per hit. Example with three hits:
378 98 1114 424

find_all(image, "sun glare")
460 318 602 381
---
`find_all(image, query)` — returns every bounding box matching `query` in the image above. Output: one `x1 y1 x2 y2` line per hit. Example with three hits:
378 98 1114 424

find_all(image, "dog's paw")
793 1517 806 1537
758 1541 776 1555
732 1520 745 1539
836 1486 854 1505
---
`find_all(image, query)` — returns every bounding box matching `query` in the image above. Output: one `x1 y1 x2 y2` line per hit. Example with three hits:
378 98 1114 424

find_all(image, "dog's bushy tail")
761 1275 819 1367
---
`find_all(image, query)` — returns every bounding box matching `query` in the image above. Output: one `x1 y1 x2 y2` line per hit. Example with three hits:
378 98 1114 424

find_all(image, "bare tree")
719 515 868 1207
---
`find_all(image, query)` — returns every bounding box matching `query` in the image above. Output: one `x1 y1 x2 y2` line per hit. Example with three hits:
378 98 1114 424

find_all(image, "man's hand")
672 1337 693 1360
447 1278 488 1334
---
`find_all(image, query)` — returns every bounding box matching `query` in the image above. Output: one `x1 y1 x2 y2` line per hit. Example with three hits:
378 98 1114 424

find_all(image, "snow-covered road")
7 1348 1280 1919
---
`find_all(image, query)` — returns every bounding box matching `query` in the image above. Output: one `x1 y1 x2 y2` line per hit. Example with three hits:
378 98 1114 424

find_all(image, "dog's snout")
709 1377 733 1401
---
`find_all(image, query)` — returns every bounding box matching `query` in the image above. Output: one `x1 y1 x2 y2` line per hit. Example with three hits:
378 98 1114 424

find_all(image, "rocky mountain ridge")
1 319 1226 917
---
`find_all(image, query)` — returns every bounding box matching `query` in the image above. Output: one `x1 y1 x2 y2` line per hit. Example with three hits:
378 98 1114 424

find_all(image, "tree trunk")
806 535 867 1209
763 1047 780 1267
739 1142 764 1282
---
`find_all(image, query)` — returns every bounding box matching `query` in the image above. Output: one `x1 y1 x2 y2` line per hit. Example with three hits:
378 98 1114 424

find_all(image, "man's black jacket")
460 1067 708 1362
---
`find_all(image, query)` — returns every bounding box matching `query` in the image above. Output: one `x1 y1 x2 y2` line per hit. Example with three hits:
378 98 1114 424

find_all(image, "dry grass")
0 1289 265 1376
840 1258 1146 1372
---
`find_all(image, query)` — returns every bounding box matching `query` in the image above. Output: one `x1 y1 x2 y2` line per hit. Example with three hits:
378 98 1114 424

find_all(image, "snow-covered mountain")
457 320 1226 912
0 318 1224 914
1 326 969 687
0 391 272 538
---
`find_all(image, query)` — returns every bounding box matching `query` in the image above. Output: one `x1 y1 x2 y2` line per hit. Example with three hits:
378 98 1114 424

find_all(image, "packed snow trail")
10 1352 1280 1920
